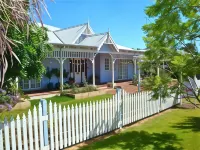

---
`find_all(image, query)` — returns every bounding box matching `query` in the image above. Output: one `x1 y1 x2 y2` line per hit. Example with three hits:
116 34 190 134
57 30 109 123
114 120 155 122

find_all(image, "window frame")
105 58 111 71
20 79 41 90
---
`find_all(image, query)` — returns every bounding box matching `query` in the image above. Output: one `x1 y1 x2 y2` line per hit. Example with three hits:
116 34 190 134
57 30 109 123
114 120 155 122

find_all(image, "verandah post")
116 87 122 129
92 59 95 86
137 59 141 92
60 48 64 91
40 99 49 149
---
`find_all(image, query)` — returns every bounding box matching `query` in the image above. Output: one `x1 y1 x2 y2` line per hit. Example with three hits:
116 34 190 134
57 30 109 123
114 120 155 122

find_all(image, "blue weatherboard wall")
99 53 112 83
41 58 70 89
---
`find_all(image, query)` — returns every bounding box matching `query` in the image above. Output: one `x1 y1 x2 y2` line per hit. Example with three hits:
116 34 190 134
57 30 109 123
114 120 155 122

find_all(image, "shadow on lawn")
172 117 200 132
80 131 182 150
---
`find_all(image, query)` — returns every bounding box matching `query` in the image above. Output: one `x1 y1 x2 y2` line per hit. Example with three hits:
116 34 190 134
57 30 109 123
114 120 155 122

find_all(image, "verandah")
47 49 143 90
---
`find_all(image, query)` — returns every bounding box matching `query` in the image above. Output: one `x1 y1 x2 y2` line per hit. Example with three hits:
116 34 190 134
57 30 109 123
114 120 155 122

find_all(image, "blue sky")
43 0 154 49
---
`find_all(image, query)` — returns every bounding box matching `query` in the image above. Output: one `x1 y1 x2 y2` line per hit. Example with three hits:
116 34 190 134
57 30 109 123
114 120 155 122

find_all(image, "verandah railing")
0 89 180 150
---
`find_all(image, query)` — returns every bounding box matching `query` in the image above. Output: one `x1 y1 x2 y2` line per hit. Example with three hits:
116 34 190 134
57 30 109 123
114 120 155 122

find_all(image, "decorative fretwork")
47 50 97 59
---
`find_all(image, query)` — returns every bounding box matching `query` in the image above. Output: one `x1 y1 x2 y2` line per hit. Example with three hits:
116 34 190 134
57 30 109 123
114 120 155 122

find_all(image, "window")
20 79 41 90
118 60 128 80
23 79 29 89
105 58 111 70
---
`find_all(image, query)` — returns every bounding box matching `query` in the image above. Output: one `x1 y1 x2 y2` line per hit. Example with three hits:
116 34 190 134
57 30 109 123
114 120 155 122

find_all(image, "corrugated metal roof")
37 23 60 31
54 24 87 44
116 44 133 51
78 33 107 47
37 23 62 44
48 32 63 44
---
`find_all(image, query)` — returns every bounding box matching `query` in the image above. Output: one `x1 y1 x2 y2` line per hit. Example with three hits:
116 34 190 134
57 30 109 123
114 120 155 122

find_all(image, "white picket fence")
0 90 180 150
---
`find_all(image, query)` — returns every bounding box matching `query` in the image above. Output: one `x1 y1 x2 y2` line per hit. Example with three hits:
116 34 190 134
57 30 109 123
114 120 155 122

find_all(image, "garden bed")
12 100 31 110
66 90 107 99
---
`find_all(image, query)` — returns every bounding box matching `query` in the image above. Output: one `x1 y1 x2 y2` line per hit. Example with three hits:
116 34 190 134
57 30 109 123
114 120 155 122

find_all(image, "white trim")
72 25 87 44
108 36 119 52
118 60 128 80
97 35 108 51
20 79 41 90
104 58 111 71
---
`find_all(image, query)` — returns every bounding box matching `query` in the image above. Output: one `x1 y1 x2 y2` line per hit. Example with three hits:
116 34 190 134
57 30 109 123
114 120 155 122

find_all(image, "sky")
42 0 154 49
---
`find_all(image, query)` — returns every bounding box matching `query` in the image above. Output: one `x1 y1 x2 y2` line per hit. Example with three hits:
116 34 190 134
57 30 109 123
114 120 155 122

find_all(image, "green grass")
80 108 200 150
0 94 113 120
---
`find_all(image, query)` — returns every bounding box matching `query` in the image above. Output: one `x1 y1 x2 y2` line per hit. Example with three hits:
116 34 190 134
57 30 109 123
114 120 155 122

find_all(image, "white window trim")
105 58 111 71
20 79 41 90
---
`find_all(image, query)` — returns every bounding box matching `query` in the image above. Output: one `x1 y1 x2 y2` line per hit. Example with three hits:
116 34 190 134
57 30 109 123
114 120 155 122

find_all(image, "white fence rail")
0 89 180 150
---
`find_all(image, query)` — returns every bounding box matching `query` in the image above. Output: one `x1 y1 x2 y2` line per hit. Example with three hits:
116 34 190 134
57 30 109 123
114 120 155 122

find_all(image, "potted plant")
45 67 53 90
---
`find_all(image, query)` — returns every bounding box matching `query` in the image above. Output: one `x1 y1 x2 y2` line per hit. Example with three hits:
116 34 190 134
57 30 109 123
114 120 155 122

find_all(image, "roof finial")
87 17 89 26
108 28 110 35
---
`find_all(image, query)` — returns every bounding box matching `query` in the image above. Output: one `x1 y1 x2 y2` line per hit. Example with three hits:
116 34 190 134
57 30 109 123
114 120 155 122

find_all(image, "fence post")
40 99 49 149
116 87 122 129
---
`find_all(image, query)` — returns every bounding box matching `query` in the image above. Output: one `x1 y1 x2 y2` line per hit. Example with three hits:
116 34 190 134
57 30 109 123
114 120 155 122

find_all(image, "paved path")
106 81 142 94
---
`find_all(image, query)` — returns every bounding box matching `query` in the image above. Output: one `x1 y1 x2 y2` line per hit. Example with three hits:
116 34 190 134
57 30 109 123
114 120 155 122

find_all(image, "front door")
118 60 128 80
70 59 86 83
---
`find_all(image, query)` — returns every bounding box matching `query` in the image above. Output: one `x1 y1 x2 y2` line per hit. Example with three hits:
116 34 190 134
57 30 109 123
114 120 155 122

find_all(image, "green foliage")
142 74 172 99
4 25 53 87
141 0 200 104
63 69 69 79
63 83 71 89
70 85 97 94
62 85 97 95
132 74 138 86
0 95 11 104
45 67 53 83
83 76 88 87
51 68 60 82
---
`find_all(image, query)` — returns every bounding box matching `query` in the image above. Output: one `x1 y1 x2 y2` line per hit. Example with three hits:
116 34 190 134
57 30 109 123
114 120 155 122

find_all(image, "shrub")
63 83 71 89
70 83 78 88
71 87 80 94
68 85 97 94
60 90 68 96
0 95 12 104
55 82 60 90
86 85 97 92
0 88 21 111
132 74 138 85
47 82 54 90
83 76 88 87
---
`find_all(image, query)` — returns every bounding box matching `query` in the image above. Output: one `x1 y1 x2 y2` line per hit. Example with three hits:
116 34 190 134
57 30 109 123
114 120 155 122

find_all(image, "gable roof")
78 33 107 48
37 22 146 53
54 23 88 44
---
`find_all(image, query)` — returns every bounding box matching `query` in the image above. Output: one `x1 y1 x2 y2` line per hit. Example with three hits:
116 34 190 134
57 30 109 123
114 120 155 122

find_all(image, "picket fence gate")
0 89 180 150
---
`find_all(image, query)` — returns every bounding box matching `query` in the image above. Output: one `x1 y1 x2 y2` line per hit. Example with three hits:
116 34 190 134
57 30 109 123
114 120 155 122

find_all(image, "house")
19 22 146 91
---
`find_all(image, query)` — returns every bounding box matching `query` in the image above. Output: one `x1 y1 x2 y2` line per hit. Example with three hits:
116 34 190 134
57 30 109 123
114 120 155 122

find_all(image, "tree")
141 0 200 107
4 25 53 87
0 0 50 87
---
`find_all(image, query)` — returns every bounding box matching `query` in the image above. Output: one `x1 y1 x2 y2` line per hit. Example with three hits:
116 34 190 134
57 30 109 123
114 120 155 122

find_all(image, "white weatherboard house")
20 22 146 91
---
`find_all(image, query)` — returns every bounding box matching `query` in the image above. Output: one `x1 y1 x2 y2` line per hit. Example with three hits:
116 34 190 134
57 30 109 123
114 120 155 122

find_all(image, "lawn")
80 108 200 150
0 94 113 120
